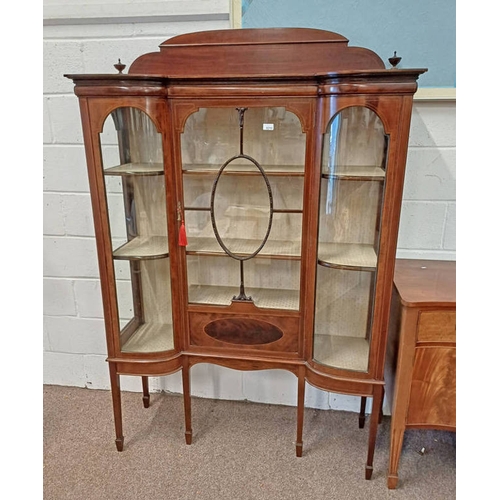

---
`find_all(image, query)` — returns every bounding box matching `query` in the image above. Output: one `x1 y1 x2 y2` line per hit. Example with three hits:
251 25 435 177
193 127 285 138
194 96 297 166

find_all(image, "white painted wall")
43 2 456 414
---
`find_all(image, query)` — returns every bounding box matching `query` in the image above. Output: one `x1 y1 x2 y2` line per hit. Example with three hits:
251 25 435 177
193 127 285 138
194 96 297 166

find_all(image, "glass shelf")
188 285 300 310
318 242 377 271
121 322 174 353
184 207 302 214
186 236 301 260
313 334 369 372
321 165 385 181
183 164 305 176
104 162 164 176
113 236 169 260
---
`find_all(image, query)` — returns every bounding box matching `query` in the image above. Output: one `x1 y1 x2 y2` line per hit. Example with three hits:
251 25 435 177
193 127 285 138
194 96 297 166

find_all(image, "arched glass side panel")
181 107 305 311
100 107 173 353
313 106 387 372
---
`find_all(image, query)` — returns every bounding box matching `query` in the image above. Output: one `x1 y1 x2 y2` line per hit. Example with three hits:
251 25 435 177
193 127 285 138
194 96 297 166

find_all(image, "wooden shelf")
322 165 385 181
188 284 300 310
318 242 377 271
121 322 174 353
104 162 164 176
113 236 169 260
183 163 304 176
186 236 301 259
313 334 369 372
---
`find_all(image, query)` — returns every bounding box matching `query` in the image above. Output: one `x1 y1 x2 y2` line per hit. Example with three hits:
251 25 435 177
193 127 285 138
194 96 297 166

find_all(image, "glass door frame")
305 93 413 380
170 96 316 357
83 95 181 359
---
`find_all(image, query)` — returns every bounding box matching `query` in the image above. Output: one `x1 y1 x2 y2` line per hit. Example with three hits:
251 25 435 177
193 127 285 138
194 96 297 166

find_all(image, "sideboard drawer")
417 310 455 343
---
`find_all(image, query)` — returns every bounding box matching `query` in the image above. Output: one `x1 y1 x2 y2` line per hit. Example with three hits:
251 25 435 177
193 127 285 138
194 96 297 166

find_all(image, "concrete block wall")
43 4 456 413
398 101 456 260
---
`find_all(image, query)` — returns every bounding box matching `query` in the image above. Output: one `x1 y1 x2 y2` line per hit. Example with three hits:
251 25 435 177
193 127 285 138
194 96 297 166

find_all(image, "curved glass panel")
181 107 305 310
100 107 174 353
313 106 387 372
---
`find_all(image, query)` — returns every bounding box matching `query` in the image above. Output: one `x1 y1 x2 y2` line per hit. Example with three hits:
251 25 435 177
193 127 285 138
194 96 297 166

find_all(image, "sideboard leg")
141 376 150 408
295 368 305 457
182 363 192 445
365 385 384 479
109 363 124 452
359 396 367 428
387 427 404 489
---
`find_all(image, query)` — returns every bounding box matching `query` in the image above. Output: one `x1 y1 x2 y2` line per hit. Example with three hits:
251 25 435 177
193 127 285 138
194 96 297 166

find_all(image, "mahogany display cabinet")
66 28 426 479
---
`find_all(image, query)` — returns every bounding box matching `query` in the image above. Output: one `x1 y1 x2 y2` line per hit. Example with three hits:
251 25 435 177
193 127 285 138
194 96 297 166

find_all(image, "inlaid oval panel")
211 155 273 260
204 317 283 345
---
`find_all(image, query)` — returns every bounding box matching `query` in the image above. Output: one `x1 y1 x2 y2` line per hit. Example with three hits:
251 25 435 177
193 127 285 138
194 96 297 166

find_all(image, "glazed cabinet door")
90 101 177 356
313 104 388 373
175 103 309 354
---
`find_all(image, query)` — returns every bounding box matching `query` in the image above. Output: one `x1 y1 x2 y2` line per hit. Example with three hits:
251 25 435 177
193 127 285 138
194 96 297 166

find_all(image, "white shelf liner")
104 162 164 175
313 334 370 372
188 284 300 310
183 163 305 175
324 165 385 179
318 242 377 269
122 323 174 353
113 236 169 259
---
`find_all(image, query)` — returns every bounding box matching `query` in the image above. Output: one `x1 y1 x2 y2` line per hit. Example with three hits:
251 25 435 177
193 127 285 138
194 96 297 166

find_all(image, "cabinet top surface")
159 27 349 46
394 259 456 308
65 28 427 82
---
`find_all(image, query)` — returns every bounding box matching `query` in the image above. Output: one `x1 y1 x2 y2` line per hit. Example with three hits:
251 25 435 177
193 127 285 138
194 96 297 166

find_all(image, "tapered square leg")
295 368 305 457
109 363 124 452
365 385 384 479
182 363 192 445
387 428 405 488
359 396 367 429
141 376 150 408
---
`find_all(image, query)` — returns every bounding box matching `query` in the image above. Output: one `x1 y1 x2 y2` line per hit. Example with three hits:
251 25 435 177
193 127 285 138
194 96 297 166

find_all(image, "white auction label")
263 123 274 131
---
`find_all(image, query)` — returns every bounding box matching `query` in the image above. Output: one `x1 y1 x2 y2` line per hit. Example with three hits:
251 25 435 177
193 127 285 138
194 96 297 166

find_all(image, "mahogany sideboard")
385 259 456 489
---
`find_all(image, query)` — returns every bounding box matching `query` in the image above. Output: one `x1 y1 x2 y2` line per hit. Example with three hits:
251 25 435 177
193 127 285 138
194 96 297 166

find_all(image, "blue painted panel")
242 0 455 87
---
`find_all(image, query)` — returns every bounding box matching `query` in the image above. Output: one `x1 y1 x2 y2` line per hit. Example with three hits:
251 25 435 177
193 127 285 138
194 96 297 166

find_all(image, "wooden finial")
388 51 402 69
114 59 126 74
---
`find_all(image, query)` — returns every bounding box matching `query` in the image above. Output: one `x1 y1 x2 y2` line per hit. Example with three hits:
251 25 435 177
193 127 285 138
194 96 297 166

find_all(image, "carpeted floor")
43 385 456 499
